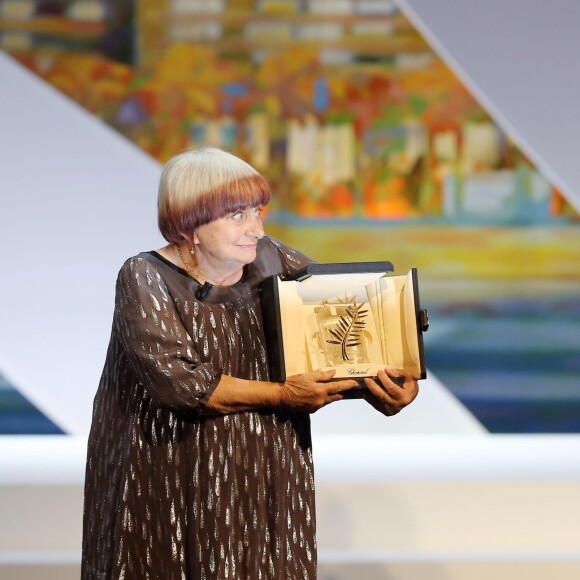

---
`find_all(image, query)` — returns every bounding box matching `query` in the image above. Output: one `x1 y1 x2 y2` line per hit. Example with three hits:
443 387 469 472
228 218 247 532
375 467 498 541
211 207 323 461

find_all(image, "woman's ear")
179 231 195 245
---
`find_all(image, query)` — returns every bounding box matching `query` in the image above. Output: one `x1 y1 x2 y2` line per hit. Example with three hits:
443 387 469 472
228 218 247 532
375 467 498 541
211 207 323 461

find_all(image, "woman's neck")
192 256 243 287
164 244 243 287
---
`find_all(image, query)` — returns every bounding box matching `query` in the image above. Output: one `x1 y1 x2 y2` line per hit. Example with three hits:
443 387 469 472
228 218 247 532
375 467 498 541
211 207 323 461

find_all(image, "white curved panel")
0 52 164 435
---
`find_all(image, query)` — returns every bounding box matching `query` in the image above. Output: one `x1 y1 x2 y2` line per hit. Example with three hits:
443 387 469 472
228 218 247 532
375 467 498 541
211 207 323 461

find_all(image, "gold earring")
189 245 196 257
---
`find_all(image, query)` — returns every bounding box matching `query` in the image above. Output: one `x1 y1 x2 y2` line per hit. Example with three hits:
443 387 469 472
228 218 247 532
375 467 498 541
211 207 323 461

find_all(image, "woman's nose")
248 215 265 239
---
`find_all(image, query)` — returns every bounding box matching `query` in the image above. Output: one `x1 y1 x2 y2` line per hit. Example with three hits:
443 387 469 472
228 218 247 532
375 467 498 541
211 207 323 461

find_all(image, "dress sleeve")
112 256 220 415
264 236 314 276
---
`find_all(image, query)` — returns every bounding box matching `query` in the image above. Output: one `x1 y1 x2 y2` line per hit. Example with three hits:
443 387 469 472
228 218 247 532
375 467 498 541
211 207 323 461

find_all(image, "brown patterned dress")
81 236 316 579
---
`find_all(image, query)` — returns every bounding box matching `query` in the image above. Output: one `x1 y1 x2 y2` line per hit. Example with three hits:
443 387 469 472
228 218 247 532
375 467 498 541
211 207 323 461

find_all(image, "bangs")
160 172 270 243
198 173 271 223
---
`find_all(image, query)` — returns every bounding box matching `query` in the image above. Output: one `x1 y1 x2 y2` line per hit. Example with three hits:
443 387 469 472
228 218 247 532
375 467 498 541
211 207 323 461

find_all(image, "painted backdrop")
1 0 578 433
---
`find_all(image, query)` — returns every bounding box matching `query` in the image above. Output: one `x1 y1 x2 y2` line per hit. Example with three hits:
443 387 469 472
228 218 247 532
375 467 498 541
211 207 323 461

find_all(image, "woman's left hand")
362 368 419 416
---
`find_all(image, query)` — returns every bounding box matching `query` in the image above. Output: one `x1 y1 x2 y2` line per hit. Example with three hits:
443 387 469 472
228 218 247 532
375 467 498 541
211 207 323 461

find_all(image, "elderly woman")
81 147 418 579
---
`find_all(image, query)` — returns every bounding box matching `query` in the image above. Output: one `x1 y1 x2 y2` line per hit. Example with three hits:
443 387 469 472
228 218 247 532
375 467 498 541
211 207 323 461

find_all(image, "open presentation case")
259 262 430 382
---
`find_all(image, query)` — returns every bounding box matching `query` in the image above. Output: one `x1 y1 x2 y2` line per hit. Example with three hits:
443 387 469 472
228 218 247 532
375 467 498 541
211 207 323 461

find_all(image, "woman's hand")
362 368 419 416
280 370 359 413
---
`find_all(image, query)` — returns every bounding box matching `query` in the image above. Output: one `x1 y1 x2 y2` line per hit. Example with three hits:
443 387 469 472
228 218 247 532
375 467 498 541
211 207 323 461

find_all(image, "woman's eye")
231 207 262 221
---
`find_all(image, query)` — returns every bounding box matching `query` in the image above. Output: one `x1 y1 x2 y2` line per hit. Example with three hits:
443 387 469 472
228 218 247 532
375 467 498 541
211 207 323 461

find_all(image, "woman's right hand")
279 370 359 413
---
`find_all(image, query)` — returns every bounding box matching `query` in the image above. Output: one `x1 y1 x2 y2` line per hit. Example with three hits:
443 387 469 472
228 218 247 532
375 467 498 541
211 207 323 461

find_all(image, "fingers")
328 378 360 393
363 376 387 399
281 370 359 413
310 369 337 382
363 368 419 416
379 369 417 392
284 367 420 416
311 373 359 400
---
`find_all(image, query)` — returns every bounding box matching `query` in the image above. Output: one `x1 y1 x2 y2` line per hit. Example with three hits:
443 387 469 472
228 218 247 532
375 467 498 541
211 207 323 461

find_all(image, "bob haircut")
158 147 271 244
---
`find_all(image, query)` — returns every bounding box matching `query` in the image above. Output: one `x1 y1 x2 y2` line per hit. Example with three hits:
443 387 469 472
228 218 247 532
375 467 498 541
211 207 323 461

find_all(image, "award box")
259 262 430 382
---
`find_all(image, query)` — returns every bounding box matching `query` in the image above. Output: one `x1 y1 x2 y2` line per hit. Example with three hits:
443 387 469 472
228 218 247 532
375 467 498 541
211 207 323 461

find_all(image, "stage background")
1 0 578 435
1 2 580 579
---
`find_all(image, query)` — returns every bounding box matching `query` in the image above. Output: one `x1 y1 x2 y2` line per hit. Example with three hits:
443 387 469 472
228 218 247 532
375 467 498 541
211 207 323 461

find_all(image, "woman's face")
193 206 265 270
